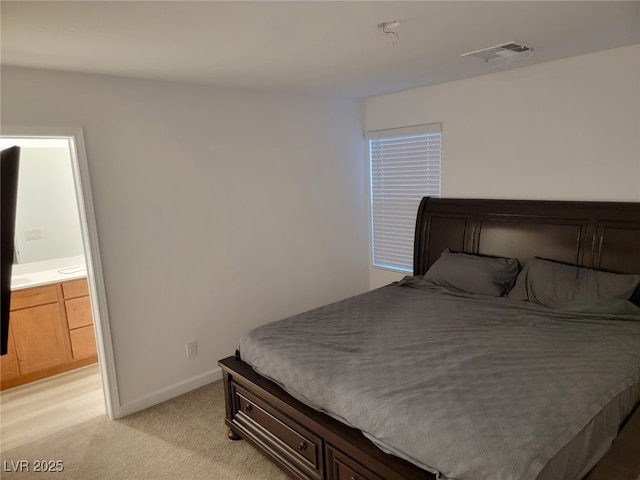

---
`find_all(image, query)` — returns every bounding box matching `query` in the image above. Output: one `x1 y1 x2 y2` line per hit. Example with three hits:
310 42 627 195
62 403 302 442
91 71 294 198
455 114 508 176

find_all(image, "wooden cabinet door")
0 329 20 382
10 304 68 375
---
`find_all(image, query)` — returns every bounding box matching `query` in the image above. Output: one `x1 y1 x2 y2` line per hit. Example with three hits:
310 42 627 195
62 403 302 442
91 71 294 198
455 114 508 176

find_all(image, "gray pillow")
547 298 640 316
508 257 640 306
422 249 520 297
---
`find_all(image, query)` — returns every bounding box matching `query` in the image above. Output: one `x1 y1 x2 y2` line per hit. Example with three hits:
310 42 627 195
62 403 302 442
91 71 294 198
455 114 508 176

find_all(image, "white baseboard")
116 367 222 418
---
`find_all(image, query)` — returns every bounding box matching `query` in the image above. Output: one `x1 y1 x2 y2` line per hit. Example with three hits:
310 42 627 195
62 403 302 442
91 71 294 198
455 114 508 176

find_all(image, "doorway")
0 128 117 443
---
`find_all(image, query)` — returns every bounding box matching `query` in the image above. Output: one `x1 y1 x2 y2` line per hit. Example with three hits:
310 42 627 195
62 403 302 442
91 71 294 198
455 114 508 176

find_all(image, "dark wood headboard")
414 198 640 278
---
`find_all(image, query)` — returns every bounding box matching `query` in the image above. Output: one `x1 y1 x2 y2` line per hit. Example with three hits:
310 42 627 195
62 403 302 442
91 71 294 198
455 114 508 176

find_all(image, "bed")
218 197 640 480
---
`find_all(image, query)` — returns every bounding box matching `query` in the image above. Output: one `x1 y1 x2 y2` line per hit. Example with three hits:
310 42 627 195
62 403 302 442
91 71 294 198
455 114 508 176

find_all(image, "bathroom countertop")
11 255 87 291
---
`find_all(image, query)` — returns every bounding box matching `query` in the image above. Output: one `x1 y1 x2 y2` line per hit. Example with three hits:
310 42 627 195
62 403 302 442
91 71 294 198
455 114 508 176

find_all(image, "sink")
12 277 31 286
58 265 86 274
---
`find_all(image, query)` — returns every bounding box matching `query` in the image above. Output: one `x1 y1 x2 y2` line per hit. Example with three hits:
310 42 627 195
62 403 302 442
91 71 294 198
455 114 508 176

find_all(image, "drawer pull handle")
297 442 307 453
350 477 357 480
243 404 252 413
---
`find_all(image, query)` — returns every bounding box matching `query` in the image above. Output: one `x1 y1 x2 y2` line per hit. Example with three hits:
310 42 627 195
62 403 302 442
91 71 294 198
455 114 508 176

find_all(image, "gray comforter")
239 279 640 480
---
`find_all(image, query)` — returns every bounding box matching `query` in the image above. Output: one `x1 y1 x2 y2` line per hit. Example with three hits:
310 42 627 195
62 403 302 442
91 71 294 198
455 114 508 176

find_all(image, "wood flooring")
0 364 105 452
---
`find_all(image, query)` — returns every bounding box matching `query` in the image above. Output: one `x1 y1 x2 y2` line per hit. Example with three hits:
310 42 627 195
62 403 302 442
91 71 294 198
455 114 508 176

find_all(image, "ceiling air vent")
461 41 535 62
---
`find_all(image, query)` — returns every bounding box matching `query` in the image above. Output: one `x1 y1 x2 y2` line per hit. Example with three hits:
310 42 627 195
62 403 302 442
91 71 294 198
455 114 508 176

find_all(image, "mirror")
0 138 84 265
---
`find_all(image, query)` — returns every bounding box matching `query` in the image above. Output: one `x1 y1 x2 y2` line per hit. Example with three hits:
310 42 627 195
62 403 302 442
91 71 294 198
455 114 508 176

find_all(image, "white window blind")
368 123 441 272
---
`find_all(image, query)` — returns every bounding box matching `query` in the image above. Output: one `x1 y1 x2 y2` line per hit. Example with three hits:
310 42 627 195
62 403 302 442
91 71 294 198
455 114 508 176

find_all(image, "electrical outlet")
24 229 43 241
186 340 198 358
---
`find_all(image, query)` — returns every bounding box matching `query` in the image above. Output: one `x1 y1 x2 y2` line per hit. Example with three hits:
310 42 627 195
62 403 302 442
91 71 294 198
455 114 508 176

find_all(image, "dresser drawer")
232 383 323 479
328 446 383 480
10 285 58 310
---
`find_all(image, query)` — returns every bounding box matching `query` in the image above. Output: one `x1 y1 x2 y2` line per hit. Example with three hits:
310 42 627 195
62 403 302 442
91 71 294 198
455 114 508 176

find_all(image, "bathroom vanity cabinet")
0 278 98 390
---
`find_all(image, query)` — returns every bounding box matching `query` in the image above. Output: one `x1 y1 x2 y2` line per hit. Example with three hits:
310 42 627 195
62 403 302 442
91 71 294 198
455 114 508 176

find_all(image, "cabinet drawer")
65 296 93 329
328 446 383 480
232 383 323 479
10 285 58 310
69 325 97 359
62 278 89 299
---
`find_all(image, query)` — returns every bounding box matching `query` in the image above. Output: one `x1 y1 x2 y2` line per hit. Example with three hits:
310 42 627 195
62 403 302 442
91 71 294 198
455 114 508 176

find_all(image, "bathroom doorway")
0 128 117 449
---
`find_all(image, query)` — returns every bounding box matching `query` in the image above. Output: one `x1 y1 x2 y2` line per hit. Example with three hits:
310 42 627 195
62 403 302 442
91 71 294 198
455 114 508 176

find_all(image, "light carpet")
0 380 288 479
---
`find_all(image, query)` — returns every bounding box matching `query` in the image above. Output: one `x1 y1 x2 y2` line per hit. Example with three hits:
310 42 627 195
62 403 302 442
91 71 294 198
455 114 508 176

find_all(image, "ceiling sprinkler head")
378 20 400 43
379 21 400 30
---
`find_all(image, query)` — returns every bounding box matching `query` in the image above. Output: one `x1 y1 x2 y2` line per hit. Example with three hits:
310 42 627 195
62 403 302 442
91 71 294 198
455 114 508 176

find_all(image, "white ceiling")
2 1 639 98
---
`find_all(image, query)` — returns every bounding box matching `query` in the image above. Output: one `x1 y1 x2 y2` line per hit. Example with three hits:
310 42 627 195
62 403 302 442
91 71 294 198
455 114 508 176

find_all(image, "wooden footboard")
219 356 436 480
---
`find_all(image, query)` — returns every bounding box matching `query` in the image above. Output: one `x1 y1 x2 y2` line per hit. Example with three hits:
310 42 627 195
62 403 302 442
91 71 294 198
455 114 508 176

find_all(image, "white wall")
1 67 369 414
366 45 640 289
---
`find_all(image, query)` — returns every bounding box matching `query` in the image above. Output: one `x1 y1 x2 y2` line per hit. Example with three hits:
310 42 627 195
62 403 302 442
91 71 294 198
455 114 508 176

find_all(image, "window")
368 123 441 273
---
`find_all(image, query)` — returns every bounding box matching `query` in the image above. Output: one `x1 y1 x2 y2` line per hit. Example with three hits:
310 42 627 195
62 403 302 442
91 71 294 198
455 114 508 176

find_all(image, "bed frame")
219 197 640 480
